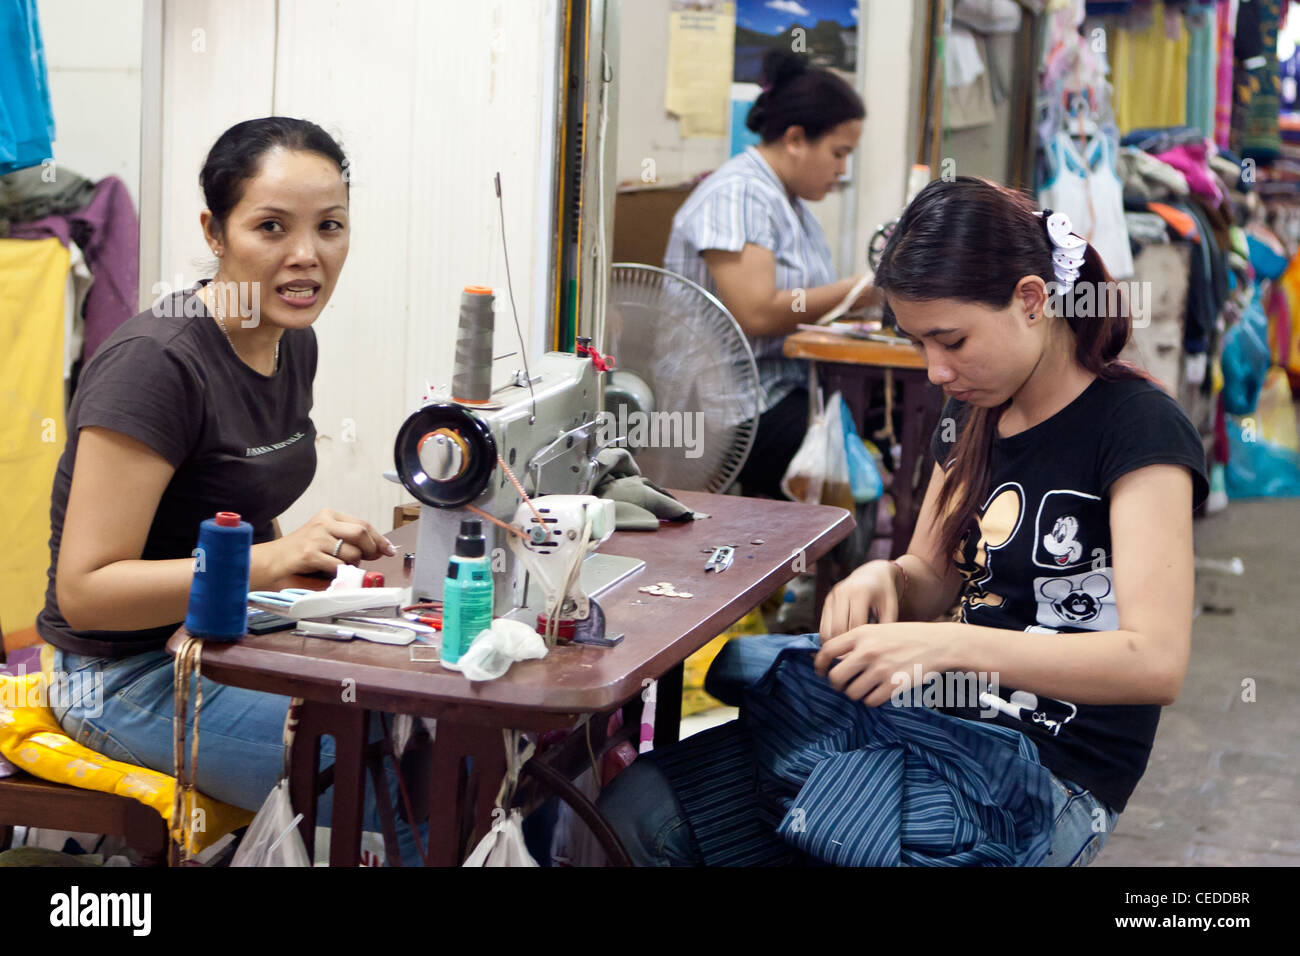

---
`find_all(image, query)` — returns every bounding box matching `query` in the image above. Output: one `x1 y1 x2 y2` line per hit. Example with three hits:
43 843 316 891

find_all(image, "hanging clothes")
1215 0 1239 149
1110 1 1190 134
0 0 56 175
9 176 139 364
0 236 68 635
1185 3 1219 139
1231 0 1283 163
1040 129 1136 278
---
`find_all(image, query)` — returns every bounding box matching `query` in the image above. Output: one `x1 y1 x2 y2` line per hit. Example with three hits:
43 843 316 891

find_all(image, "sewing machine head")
394 349 606 613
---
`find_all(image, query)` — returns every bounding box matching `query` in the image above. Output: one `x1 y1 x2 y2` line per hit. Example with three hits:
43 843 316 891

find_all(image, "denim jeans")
595 740 1120 867
48 648 426 865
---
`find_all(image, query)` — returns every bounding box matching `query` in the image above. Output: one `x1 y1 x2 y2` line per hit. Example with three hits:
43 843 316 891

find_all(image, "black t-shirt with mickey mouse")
930 375 1208 813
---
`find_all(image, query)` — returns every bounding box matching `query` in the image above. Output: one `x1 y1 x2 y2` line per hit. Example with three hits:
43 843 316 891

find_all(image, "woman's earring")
1029 312 1036 320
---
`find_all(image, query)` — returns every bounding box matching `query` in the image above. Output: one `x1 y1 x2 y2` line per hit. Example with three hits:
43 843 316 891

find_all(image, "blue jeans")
596 746 1120 867
48 648 427 866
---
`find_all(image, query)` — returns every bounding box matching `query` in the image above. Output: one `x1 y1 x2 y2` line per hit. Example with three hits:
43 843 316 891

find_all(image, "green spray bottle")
441 519 493 666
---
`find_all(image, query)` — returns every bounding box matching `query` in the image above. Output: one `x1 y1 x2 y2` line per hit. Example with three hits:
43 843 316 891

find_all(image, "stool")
0 771 173 866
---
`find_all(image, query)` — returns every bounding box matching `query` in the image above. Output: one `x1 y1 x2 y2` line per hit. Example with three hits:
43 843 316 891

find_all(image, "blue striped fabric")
656 643 1057 867
663 146 834 413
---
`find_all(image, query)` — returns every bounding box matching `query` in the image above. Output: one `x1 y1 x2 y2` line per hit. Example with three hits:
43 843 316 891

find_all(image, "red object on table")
363 571 385 587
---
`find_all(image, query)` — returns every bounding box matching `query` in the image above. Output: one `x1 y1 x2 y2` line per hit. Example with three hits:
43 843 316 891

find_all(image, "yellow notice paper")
665 1 735 139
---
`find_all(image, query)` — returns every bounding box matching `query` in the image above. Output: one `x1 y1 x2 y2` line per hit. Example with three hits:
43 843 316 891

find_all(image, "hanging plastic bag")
781 390 854 509
463 808 539 867
1226 367 1300 499
229 780 310 867
839 396 883 503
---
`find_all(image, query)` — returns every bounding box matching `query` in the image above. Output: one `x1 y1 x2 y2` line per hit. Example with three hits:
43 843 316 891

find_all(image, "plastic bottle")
440 519 494 666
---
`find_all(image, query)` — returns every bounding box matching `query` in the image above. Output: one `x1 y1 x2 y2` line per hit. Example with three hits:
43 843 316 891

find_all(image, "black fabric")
1169 198 1227 356
37 282 317 658
737 386 809 499
928 376 1208 812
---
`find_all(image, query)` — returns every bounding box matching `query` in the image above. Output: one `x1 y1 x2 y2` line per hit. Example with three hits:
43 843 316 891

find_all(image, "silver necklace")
207 285 279 373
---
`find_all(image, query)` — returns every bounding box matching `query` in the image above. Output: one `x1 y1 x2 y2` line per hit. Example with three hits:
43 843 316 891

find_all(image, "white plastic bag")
462 809 539 867
780 389 854 509
230 779 311 867
441 618 548 681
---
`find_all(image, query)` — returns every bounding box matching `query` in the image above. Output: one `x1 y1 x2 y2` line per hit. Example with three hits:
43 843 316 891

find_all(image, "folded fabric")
1125 211 1173 245
0 165 96 236
655 633 1057 866
9 175 139 363
1154 142 1225 203
590 448 699 528
746 650 1056 866
1145 201 1200 240
1117 146 1189 201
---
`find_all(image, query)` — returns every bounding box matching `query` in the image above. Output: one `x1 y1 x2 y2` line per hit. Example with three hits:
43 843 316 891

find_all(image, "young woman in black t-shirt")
597 176 1207 866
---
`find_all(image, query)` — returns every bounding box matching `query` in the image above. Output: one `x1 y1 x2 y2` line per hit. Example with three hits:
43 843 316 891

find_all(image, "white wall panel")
147 0 560 536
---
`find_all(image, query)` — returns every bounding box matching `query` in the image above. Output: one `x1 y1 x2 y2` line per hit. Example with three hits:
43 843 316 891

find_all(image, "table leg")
423 722 509 866
890 372 941 558
653 662 684 748
288 700 368 867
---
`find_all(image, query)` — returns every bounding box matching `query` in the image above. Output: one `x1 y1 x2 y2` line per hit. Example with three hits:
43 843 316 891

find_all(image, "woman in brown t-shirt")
38 117 422 863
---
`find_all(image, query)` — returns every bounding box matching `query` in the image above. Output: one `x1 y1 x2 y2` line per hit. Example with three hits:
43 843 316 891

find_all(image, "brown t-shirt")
37 281 317 658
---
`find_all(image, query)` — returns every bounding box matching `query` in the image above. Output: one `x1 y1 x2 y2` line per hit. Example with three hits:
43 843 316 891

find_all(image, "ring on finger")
332 538 344 558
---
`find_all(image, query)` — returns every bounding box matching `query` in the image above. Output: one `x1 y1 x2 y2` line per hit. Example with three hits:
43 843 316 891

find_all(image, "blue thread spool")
185 511 252 640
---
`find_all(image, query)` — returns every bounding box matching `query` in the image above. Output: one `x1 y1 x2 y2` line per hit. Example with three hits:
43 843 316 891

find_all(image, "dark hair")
745 50 865 143
200 117 349 234
873 176 1149 563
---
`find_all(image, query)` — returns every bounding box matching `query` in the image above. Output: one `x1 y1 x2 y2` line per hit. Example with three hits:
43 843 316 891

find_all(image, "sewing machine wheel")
394 403 497 508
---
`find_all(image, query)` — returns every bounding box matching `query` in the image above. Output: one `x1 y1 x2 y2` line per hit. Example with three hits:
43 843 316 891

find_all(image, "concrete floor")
1096 496 1300 866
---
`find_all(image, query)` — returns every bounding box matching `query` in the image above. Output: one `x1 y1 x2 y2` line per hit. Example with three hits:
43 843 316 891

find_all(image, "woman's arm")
815 464 1195 707
703 245 864 337
956 463 1193 704
56 427 394 631
820 462 963 640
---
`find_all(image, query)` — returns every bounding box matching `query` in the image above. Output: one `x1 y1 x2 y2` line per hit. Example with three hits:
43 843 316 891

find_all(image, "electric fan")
603 264 761 493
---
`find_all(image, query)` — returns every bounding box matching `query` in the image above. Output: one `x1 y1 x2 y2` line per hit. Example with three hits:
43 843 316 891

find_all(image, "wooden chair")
0 618 172 865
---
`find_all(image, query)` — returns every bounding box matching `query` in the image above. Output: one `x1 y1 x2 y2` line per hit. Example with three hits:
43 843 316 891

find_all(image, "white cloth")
1039 131 1134 280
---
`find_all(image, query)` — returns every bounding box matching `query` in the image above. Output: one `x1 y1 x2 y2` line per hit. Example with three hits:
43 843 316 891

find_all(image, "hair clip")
1036 209 1085 291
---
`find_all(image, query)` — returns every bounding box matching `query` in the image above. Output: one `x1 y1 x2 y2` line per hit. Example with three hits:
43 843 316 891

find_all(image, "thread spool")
184 511 252 641
451 285 495 404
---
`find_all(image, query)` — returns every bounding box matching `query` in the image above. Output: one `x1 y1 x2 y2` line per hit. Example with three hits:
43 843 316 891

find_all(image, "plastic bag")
781 390 854 509
1226 367 1300 499
229 780 310 867
464 808 539 867
839 396 883 503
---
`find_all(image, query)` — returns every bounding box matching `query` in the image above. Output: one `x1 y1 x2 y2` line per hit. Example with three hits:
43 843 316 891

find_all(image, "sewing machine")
391 347 642 641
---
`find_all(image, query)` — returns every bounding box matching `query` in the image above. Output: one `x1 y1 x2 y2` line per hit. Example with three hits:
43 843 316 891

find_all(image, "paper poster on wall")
728 83 762 157
734 0 859 83
666 1 736 139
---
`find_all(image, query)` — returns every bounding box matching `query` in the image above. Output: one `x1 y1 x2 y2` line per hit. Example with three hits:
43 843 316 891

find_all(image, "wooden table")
783 328 944 558
168 490 853 866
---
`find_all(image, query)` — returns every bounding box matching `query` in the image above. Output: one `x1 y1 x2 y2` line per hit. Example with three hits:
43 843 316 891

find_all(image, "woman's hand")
264 508 396 579
819 559 904 642
813 622 955 707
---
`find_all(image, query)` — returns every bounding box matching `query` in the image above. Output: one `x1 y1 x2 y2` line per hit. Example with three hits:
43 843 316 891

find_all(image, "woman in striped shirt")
663 50 870 498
